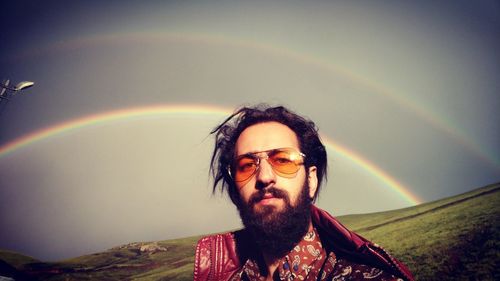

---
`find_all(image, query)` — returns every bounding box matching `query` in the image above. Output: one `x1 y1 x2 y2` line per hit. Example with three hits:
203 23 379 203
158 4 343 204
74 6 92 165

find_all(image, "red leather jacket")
193 205 414 281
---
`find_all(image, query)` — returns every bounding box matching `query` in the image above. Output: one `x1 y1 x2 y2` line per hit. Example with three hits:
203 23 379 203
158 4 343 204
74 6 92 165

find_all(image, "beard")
236 182 312 260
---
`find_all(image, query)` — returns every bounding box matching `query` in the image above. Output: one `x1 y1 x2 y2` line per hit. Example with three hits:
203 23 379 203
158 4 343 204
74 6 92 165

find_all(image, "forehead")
235 121 300 155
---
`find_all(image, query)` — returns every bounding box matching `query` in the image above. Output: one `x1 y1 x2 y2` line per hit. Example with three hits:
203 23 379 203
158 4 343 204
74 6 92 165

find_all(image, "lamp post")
1 79 35 101
0 79 34 116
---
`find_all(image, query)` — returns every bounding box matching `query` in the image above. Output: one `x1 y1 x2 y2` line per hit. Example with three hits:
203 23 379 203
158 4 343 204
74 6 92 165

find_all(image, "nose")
255 158 276 189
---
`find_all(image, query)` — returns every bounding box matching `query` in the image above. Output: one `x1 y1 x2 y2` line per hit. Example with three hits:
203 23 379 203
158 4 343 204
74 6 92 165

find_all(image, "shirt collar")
237 226 333 281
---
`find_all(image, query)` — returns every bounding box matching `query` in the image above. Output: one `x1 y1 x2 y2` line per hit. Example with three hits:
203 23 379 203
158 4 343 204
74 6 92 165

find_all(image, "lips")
248 187 289 207
257 192 279 202
255 193 281 205
262 193 275 199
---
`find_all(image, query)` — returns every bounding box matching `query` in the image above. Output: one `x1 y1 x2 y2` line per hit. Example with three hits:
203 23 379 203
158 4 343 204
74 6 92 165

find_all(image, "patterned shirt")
231 227 402 281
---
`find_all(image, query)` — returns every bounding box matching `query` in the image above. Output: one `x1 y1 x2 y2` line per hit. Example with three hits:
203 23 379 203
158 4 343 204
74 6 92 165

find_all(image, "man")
194 105 413 281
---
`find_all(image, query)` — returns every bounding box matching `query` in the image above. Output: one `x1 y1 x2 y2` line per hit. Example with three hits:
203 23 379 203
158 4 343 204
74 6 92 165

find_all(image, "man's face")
234 121 318 214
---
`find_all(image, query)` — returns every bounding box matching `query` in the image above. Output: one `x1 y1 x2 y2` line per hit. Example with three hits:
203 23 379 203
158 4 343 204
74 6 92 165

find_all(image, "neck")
261 253 280 281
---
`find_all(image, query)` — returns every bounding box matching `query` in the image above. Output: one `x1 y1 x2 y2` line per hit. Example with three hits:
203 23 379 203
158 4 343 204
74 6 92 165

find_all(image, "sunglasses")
229 147 306 182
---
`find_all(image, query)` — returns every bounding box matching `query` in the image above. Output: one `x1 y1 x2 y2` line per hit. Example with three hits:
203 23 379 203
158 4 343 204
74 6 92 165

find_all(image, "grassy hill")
1 182 498 280
0 236 201 281
338 182 499 280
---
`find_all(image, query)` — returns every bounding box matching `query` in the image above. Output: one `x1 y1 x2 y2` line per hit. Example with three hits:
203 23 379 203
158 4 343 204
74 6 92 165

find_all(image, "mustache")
248 187 290 206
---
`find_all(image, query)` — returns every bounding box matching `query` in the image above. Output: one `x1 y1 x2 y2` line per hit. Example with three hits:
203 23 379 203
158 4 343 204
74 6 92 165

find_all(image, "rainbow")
322 139 422 206
6 32 498 169
0 104 422 205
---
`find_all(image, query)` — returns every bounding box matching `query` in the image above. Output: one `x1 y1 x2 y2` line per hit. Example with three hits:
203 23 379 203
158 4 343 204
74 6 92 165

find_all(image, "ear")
307 166 318 200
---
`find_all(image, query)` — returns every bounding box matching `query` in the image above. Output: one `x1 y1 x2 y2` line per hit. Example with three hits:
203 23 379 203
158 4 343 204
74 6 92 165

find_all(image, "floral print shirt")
231 227 402 281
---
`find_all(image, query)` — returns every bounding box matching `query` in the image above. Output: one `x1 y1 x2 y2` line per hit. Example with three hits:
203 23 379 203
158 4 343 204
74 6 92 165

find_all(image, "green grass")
1 183 498 280
0 249 39 268
343 183 499 280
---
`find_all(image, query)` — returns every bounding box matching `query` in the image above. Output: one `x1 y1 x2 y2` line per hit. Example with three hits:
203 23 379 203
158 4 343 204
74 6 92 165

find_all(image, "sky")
0 0 499 261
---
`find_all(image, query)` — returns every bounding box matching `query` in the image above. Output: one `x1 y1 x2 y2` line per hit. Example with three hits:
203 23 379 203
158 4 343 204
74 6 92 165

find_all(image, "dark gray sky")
0 0 499 261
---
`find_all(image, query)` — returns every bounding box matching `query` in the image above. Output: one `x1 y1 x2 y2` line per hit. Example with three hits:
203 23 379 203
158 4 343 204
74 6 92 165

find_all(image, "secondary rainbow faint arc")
0 104 422 205
8 31 498 169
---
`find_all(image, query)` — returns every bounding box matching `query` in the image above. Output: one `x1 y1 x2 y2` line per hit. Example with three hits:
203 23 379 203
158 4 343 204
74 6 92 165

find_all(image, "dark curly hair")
210 105 327 205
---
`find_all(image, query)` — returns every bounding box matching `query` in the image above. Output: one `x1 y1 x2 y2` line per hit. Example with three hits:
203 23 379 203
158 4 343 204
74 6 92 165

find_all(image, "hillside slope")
1 182 498 280
339 182 499 280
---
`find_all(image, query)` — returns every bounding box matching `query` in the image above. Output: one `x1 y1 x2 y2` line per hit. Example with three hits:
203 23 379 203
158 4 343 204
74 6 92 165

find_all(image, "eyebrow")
236 151 262 158
236 148 282 158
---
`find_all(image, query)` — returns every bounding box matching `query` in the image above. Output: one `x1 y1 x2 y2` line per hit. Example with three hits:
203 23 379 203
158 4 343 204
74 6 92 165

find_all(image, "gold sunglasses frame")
227 147 306 182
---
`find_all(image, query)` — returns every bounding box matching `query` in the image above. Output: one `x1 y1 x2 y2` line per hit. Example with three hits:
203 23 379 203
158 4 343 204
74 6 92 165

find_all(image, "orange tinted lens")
268 150 301 174
234 156 257 182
